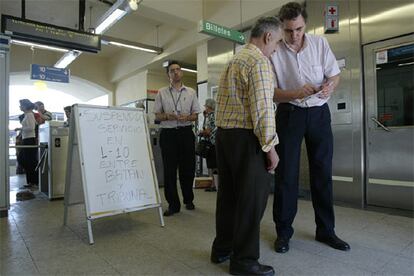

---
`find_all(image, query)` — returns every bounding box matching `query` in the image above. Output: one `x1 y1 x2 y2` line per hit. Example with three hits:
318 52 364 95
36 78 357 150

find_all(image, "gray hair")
205 98 216 110
250 16 282 39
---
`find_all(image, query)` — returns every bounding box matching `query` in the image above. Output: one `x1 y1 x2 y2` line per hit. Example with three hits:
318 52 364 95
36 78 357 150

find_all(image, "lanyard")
169 87 183 113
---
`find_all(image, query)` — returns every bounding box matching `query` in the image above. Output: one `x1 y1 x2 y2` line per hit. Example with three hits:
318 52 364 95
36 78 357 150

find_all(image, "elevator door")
364 35 414 210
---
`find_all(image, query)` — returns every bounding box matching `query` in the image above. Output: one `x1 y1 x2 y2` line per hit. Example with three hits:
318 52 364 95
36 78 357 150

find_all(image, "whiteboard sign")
76 105 160 217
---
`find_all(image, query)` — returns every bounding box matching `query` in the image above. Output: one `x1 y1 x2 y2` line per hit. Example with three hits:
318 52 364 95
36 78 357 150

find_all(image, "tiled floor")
1 175 413 275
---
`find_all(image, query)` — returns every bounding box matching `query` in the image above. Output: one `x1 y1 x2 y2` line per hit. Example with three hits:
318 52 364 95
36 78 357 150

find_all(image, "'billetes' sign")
199 20 245 44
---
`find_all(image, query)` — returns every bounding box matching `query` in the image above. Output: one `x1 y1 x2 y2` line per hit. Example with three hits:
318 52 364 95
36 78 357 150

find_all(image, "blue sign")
30 64 70 83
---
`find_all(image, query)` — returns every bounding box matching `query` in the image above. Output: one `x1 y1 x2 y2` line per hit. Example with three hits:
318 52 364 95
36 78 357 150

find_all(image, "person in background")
154 61 201 216
64 106 72 127
17 99 38 188
271 2 350 254
34 101 53 123
199 98 218 192
211 17 281 276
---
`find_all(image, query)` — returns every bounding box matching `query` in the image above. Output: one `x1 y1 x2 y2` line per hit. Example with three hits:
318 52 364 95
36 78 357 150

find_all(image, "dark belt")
277 103 327 111
163 125 192 131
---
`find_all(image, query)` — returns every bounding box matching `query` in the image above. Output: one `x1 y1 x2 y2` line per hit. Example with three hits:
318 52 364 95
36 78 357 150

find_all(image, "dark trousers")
18 138 38 185
212 128 272 264
273 103 335 239
160 127 195 211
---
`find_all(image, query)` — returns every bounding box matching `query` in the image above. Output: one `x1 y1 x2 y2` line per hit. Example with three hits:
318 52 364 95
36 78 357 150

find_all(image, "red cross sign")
327 5 338 16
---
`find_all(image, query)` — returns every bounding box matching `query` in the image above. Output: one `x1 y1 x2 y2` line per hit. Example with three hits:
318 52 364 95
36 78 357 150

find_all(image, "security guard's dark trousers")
212 128 272 264
273 103 335 239
160 126 195 211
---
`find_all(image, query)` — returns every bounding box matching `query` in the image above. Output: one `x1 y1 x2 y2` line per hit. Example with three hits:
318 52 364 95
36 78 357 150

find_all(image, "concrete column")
196 42 208 83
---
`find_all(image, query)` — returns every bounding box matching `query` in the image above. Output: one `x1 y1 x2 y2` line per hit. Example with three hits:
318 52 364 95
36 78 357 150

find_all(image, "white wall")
115 70 148 105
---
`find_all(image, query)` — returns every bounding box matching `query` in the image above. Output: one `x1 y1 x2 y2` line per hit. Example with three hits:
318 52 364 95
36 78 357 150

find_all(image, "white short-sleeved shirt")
271 33 340 107
154 85 201 128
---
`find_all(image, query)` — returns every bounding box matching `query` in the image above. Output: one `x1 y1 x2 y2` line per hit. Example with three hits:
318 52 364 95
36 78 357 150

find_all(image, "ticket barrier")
39 121 69 199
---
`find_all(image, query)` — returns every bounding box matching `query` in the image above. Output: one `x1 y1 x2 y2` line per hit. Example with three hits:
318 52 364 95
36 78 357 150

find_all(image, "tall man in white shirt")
271 2 350 253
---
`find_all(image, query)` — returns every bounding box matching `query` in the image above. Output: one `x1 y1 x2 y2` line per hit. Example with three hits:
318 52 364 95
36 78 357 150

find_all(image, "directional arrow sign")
199 20 245 44
31 64 70 83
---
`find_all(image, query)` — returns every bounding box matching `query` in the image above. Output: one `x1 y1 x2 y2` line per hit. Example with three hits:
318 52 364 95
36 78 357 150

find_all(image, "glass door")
364 34 414 210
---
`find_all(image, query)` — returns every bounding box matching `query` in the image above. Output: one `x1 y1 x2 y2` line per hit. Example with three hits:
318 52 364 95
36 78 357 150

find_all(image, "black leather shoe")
185 203 195 210
274 237 289 253
210 251 230 264
230 262 275 276
163 209 178 216
315 234 350 251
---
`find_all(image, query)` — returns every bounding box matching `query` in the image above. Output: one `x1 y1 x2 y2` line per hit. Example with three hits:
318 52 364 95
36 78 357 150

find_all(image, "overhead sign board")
31 64 70 83
1 15 100 53
199 20 245 44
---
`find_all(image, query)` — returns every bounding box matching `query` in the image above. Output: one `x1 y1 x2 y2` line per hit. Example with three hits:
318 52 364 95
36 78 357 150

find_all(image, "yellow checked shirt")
216 43 278 152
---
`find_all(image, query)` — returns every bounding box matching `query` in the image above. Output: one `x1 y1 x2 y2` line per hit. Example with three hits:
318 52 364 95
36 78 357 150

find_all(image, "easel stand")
63 104 164 244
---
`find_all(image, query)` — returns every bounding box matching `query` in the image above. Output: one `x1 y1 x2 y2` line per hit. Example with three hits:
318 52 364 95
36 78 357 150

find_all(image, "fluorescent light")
398 61 414 67
11 39 69 53
95 0 142 35
108 41 158 53
162 60 197 74
127 0 139 10
95 9 127 34
181 68 198 74
55 50 82 68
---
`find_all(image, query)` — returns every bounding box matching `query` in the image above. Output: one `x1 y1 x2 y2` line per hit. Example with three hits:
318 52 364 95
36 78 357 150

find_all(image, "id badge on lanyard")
169 87 183 115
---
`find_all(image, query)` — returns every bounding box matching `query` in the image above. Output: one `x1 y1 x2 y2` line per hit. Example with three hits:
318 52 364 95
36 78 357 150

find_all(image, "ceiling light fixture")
108 41 157 53
95 0 142 34
11 39 69 53
102 36 163 54
398 61 414 67
53 0 142 69
162 60 197 74
180 68 198 73
54 50 82 68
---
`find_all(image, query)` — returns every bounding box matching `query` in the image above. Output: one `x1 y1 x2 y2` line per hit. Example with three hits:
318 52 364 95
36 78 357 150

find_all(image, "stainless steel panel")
364 34 414 210
50 132 69 198
361 0 414 45
39 122 69 199
304 0 364 206
207 38 234 95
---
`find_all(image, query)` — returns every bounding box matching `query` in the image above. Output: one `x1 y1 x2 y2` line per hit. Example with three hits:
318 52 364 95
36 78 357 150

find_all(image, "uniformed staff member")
271 2 350 254
154 61 201 216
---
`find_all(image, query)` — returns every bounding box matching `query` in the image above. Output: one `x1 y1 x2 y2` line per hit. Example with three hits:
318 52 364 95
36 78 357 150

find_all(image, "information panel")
1 15 100 53
31 64 70 83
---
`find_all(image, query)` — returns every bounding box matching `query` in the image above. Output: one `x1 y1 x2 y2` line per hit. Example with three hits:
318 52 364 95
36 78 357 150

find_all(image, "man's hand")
317 81 334 99
166 113 179 120
297 84 318 99
266 147 279 173
177 114 189 122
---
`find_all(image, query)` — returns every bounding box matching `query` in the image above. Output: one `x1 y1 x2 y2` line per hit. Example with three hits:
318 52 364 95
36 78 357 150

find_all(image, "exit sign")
199 20 245 44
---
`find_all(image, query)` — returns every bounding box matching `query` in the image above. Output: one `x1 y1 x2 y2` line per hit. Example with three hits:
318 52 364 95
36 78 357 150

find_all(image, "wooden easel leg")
87 219 94 245
158 206 165 227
